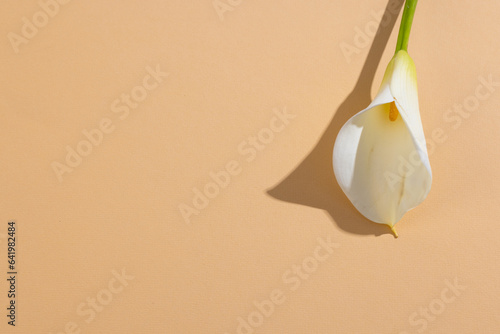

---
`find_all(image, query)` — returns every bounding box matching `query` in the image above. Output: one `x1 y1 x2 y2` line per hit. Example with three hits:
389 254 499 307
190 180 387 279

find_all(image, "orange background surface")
1 0 499 333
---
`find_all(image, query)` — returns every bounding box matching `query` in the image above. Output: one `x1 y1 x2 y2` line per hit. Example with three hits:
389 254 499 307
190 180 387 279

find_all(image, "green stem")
395 0 418 53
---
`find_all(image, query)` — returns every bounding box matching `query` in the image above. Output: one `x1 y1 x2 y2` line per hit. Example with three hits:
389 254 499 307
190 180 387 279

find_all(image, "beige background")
1 0 499 333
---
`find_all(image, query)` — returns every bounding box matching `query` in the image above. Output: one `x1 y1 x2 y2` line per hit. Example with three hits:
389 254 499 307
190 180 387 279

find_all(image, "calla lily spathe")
333 50 431 233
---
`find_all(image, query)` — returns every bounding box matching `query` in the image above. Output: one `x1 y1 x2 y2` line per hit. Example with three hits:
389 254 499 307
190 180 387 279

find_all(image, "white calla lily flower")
333 50 431 236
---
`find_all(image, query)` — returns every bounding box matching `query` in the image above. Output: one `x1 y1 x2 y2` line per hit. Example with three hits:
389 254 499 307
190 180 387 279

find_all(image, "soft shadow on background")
267 0 404 236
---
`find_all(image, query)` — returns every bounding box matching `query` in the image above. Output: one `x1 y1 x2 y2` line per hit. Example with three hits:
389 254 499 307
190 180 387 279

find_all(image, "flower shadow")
267 0 404 236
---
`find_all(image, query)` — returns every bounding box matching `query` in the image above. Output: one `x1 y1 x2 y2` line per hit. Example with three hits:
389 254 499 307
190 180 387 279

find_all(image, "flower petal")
332 51 431 226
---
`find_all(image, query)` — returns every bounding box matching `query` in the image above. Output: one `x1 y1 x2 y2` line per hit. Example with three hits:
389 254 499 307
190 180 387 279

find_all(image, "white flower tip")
389 225 399 238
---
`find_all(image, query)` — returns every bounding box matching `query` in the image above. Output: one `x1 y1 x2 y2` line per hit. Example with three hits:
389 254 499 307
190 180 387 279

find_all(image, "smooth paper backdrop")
1 0 499 333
